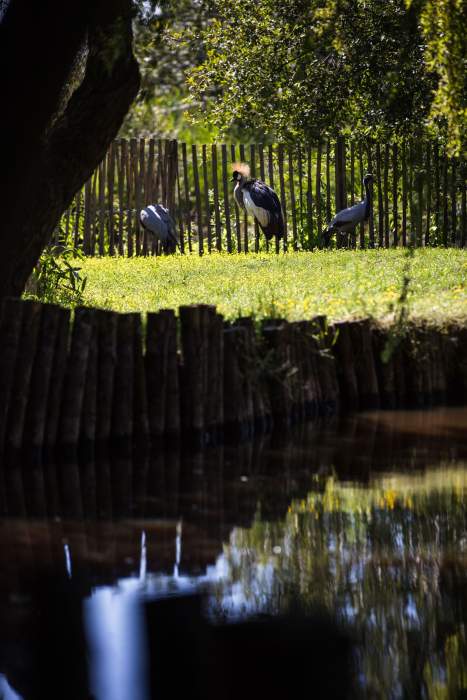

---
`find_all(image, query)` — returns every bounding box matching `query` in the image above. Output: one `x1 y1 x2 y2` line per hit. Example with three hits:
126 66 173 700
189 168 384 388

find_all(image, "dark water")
0 408 466 699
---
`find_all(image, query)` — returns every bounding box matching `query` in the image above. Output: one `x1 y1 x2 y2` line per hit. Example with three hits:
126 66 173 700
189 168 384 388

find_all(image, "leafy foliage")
127 0 465 152
26 245 88 306
123 0 219 140
176 0 465 154
186 0 435 142
416 0 467 155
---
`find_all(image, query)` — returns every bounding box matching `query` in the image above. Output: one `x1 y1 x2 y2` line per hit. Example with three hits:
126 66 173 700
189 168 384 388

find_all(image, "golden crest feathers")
232 162 250 177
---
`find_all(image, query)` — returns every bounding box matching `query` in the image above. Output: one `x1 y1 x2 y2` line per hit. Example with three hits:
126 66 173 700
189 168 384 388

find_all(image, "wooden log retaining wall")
54 138 467 254
0 298 466 454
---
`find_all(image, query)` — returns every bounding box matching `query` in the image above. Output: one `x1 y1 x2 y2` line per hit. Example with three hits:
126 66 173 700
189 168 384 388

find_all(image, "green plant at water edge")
30 245 87 306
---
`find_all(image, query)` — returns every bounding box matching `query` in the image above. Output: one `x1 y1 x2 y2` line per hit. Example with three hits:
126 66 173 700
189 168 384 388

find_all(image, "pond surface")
0 408 466 699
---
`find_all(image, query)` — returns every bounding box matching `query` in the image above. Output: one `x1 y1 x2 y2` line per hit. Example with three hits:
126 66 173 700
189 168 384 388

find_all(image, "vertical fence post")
239 143 248 252
358 143 365 248
417 143 424 246
108 142 116 256
192 145 203 256
182 142 192 253
128 138 137 256
83 178 92 255
231 144 242 251
160 139 168 205
366 141 375 247
202 144 212 252
167 140 178 222
96 310 118 443
335 136 346 213
133 313 149 441
249 144 260 252
376 143 384 247
316 140 323 248
442 155 448 246
90 169 98 255
325 139 332 226
349 141 355 249
408 141 416 245
125 139 134 256
45 308 71 446
26 304 61 449
278 143 287 251
144 137 155 254
117 140 125 255
73 190 82 250
384 144 390 248
98 158 106 256
297 144 304 249
146 310 171 440
392 143 399 247
211 144 222 251
221 144 232 253
137 138 146 255
175 145 185 255
402 141 408 246
268 145 280 254
179 305 206 445
451 158 457 245
461 157 467 247
258 143 267 250
112 313 136 441
424 143 431 246
64 205 71 245
288 146 298 250
60 307 93 446
433 142 440 243
306 144 314 249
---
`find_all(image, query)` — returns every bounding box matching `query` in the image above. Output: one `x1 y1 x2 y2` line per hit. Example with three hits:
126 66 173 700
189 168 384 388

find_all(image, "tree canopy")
176 0 465 153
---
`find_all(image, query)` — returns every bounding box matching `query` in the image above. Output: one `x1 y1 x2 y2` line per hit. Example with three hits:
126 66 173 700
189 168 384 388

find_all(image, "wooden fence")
53 138 467 255
0 298 466 454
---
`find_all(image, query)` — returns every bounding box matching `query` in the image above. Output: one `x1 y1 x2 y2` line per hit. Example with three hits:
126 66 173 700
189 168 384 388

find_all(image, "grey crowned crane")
139 204 179 252
323 174 374 246
232 163 284 241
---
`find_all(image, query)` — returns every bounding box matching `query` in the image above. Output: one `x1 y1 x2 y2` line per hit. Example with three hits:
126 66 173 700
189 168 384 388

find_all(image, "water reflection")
0 408 466 699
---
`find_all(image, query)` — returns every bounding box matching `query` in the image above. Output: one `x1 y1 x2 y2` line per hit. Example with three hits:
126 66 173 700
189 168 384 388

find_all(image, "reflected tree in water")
213 467 467 698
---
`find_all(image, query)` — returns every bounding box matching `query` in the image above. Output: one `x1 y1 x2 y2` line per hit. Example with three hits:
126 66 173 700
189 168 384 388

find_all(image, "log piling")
0 298 465 453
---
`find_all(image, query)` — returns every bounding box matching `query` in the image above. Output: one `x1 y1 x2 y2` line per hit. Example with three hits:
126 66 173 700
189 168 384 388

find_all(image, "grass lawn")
77 249 467 325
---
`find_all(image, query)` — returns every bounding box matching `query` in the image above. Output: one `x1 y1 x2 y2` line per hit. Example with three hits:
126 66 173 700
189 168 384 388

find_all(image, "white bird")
323 173 374 245
139 204 179 252
231 163 284 240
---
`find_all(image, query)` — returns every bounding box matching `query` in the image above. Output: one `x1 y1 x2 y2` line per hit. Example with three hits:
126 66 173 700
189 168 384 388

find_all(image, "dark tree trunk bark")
0 0 140 299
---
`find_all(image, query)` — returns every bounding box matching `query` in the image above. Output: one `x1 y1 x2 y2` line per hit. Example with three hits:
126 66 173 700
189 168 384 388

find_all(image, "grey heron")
231 163 284 241
139 204 179 252
323 174 374 246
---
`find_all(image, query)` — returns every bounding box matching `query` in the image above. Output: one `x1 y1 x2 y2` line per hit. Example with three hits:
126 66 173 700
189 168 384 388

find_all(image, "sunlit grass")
77 249 467 324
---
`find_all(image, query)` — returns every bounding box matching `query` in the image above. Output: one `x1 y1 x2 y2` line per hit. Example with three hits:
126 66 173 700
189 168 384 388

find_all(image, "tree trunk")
0 0 140 299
